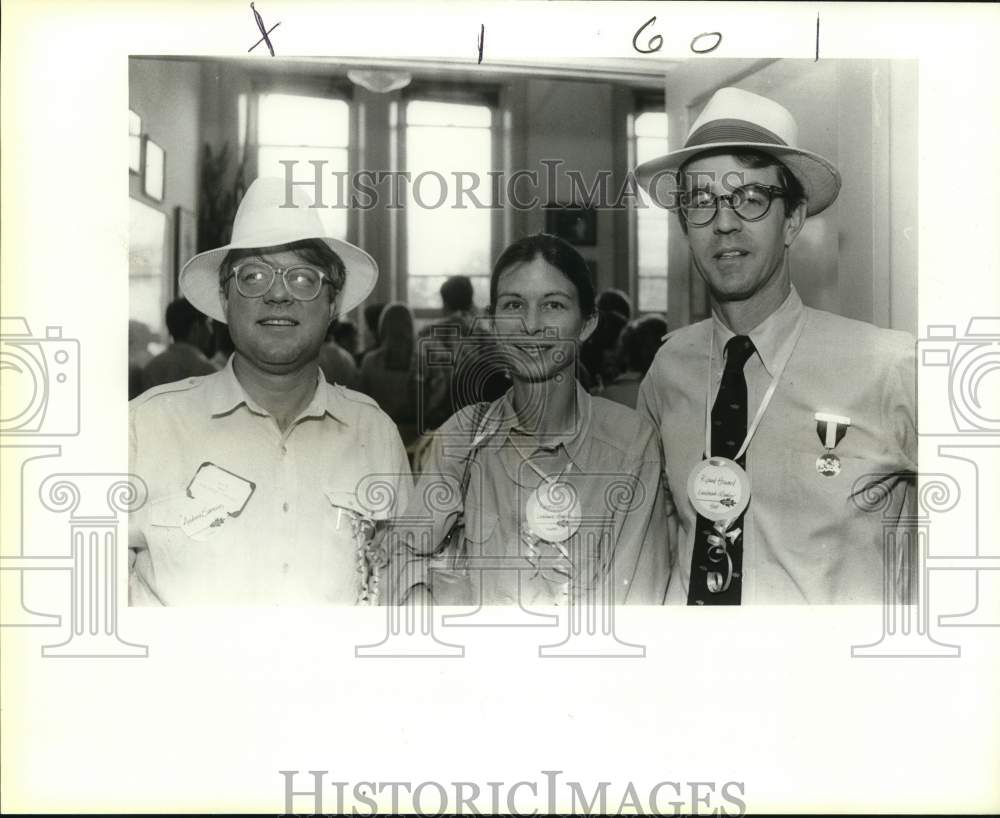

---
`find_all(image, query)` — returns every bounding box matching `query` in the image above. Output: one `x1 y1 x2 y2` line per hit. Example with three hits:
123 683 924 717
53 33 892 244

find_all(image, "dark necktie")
688 335 756 605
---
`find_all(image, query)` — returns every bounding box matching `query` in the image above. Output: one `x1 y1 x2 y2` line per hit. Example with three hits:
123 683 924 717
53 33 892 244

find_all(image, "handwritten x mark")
248 2 280 56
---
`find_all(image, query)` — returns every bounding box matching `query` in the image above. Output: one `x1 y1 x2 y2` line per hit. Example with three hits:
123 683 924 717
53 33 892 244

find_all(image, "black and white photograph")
2 2 999 815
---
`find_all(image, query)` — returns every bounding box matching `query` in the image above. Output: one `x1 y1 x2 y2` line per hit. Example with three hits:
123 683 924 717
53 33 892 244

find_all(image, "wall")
513 78 619 294
128 57 201 338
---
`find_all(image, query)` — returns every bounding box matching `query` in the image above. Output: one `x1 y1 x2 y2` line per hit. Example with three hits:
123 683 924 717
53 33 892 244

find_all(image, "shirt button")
282 502 289 512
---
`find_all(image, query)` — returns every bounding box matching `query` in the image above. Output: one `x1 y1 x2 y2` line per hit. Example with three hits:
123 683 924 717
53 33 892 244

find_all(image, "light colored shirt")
392 383 671 606
638 287 917 604
140 341 217 391
128 358 412 605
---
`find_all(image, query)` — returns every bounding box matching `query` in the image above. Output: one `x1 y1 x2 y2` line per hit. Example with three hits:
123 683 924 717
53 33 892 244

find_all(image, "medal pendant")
525 480 581 543
687 456 750 524
816 452 841 477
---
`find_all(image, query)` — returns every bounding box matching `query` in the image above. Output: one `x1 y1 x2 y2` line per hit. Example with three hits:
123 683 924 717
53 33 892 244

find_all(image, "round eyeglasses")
223 261 333 301
680 183 787 227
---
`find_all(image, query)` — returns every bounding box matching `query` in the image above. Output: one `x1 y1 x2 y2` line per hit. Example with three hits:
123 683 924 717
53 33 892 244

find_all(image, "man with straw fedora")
636 88 916 605
128 177 412 605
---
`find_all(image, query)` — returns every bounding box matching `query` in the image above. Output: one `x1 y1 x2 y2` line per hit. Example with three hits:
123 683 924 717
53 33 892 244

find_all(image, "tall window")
405 99 493 310
256 92 350 240
632 109 669 314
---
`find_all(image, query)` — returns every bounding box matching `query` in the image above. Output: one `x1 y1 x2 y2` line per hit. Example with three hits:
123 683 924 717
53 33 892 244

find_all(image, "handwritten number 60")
632 17 723 55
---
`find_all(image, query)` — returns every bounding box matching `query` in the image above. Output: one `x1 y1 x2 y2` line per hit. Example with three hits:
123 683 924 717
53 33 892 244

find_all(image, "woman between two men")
389 233 672 607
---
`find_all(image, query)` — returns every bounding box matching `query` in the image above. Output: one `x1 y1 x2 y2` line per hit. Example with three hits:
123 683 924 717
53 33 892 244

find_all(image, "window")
256 92 350 240
632 109 669 314
404 98 494 310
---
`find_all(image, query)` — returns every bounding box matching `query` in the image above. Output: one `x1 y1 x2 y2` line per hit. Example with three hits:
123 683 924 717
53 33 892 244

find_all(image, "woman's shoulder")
586 393 659 452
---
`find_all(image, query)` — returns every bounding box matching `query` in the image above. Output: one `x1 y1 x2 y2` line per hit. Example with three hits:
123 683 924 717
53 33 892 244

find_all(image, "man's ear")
579 311 599 343
328 290 341 323
783 201 808 248
219 283 230 321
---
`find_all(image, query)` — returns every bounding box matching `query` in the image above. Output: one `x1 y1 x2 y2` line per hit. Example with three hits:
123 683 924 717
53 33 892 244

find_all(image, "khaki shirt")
638 287 917 604
128 359 412 605
393 384 671 606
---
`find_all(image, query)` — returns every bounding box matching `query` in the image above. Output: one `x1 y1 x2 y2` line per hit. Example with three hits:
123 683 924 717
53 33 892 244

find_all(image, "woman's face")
492 256 597 383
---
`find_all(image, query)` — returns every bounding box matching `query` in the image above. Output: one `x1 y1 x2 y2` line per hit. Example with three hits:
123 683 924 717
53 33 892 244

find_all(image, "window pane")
634 110 669 313
408 275 489 311
405 100 493 310
407 100 492 128
258 94 349 147
636 207 667 275
638 276 667 314
257 146 348 240
634 110 667 140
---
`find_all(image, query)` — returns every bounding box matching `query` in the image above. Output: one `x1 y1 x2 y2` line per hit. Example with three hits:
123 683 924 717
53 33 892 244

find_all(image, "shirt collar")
207 356 345 424
711 286 804 377
477 382 593 467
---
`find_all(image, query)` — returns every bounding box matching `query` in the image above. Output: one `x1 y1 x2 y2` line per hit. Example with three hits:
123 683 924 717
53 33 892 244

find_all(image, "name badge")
686 456 750 524
151 462 255 541
525 480 581 543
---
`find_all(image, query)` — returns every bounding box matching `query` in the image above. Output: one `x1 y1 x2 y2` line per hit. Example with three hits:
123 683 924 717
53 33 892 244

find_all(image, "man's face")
222 248 338 375
681 154 805 305
492 256 597 383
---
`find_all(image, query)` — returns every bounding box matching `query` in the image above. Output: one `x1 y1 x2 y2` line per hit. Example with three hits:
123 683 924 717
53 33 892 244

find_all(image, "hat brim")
636 143 841 217
179 236 378 324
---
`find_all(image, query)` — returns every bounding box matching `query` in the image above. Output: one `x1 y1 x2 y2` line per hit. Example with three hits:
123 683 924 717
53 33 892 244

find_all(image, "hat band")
685 118 788 149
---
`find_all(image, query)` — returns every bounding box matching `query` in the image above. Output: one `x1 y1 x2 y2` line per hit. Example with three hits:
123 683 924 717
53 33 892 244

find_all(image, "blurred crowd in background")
128 274 667 465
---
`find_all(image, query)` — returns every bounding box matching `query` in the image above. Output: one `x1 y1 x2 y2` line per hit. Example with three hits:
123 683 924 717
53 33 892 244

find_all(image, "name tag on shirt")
151 462 255 541
187 462 255 511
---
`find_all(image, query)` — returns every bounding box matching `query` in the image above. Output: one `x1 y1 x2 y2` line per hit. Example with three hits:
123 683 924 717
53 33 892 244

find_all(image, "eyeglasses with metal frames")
222 260 333 301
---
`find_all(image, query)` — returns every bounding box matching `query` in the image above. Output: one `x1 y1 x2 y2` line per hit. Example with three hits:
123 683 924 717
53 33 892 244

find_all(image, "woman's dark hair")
677 148 807 233
218 238 346 297
489 233 596 317
377 302 415 372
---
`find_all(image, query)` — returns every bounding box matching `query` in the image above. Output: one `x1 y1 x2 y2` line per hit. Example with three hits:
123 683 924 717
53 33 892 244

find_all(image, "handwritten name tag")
686 457 750 523
150 463 256 542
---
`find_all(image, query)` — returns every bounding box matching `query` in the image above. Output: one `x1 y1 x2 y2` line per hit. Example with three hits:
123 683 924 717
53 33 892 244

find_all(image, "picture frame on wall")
129 110 142 174
544 203 597 246
173 206 197 291
143 136 165 201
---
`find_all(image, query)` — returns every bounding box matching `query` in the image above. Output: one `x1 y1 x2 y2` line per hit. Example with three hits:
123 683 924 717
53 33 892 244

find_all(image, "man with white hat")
128 177 412 605
636 88 916 605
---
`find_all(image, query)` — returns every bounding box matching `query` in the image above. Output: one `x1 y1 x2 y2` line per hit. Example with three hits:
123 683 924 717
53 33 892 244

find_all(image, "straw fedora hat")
180 176 378 323
636 87 841 216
